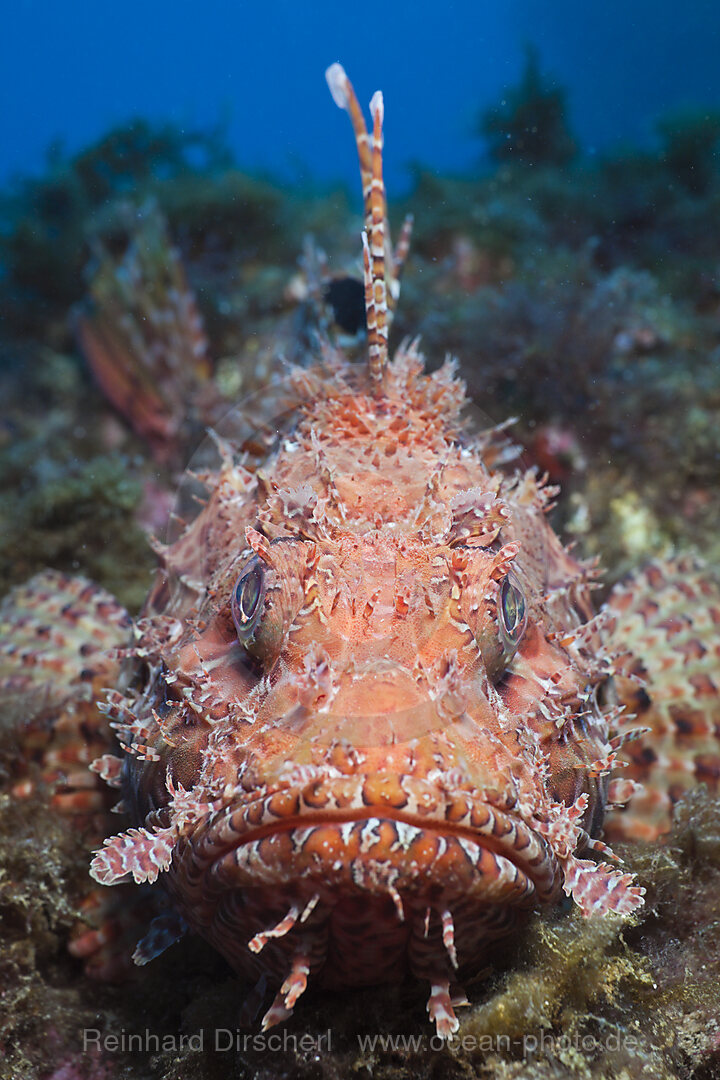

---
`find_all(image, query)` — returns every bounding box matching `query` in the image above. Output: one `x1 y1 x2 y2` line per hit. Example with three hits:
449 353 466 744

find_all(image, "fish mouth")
170 774 563 922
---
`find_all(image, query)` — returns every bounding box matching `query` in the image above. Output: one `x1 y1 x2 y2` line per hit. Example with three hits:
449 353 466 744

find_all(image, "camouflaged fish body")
89 342 645 1034
601 556 720 843
86 67 650 1037
0 571 130 817
1 65 719 1039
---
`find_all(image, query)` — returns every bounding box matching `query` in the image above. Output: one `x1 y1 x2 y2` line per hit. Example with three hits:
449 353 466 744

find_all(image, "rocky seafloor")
1 59 720 1080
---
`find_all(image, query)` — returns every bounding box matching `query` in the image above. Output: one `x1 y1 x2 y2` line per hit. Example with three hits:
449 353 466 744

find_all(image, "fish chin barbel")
87 63 646 1038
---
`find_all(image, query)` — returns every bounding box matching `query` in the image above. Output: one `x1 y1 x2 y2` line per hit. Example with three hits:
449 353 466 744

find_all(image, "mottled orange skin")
87 348 645 1034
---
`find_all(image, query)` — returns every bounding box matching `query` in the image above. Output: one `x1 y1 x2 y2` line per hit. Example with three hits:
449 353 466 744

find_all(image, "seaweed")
657 107 720 195
0 790 110 1080
0 349 154 609
479 46 578 169
0 119 287 345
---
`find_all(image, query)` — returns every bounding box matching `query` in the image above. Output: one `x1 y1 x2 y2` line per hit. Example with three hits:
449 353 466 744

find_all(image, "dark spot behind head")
324 276 367 335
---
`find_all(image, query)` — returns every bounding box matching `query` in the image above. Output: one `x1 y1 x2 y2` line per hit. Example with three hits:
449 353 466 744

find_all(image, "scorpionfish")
2 64 719 1039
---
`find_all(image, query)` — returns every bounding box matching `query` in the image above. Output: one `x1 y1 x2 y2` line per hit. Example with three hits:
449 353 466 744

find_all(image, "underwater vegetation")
478 45 579 168
0 48 719 1080
0 349 154 609
657 106 720 196
398 252 720 583
0 120 228 338
0 117 350 347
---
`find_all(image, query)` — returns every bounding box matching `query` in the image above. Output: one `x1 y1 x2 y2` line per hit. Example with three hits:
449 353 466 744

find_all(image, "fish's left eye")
499 576 526 643
231 560 266 636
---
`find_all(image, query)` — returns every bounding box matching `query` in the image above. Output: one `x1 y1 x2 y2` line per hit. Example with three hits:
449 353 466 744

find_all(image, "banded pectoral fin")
598 556 720 842
67 883 186 980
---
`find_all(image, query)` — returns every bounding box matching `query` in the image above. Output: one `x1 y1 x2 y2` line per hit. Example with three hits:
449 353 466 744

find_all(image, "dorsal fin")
325 63 413 383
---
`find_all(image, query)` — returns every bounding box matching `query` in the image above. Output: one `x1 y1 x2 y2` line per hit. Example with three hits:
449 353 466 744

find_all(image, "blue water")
3 0 720 192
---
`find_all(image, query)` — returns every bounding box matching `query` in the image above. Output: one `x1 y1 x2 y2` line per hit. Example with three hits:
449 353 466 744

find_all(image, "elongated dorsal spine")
326 63 403 382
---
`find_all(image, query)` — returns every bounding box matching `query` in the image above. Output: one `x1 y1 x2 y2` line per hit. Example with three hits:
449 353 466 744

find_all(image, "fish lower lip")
172 783 562 910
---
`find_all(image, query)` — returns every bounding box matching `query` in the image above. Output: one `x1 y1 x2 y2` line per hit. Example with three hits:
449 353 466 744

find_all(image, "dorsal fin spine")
326 63 401 383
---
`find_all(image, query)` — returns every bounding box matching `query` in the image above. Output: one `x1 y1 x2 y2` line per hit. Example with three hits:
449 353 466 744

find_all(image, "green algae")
0 119 234 340
479 46 579 169
0 451 150 608
0 350 155 610
657 107 720 195
0 790 106 1080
